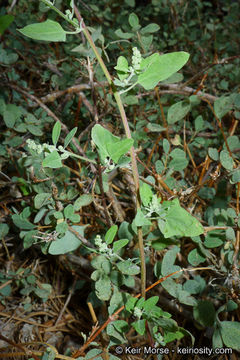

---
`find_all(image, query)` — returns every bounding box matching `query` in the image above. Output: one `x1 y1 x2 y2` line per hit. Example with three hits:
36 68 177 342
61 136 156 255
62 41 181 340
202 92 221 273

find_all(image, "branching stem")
40 0 146 297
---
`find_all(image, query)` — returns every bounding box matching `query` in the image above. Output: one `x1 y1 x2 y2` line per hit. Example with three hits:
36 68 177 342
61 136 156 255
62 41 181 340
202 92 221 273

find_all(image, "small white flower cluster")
133 307 143 319
26 139 70 159
27 139 55 154
145 195 163 217
131 47 142 72
95 234 113 256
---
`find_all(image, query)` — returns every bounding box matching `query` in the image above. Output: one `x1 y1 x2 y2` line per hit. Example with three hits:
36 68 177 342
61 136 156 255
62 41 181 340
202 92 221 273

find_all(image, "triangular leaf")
107 138 133 163
91 124 119 161
48 225 87 255
18 19 66 42
138 52 189 90
42 150 62 168
160 199 204 238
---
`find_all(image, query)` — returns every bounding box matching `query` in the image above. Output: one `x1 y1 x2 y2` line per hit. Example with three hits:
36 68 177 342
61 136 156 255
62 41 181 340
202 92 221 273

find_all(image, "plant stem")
40 0 146 297
73 6 146 298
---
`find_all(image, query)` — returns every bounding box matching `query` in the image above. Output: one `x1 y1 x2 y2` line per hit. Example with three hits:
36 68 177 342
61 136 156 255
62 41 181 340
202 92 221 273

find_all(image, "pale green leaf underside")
161 199 204 238
138 51 189 90
48 225 87 255
42 150 62 168
18 19 66 42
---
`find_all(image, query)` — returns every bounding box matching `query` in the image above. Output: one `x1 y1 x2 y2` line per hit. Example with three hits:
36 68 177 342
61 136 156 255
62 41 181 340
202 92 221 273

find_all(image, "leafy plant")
0 0 239 358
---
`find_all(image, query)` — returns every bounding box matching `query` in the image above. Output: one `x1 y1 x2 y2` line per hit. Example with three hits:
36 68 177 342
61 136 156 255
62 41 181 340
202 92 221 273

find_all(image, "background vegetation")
0 0 240 359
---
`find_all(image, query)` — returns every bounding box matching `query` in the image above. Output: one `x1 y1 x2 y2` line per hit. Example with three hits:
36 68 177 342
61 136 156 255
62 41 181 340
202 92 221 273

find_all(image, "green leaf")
42 150 62 168
138 52 189 90
140 183 153 207
0 223 9 238
118 221 133 241
167 100 191 124
91 124 119 161
125 296 138 312
162 72 183 84
164 330 184 344
188 248 205 266
114 56 128 74
220 150 234 171
3 104 22 128
224 135 240 151
113 239 129 252
213 327 223 349
214 96 233 119
0 284 11 297
163 139 170 154
161 246 181 277
162 278 197 306
112 320 129 334
74 194 93 210
105 225 118 244
208 147 219 161
34 208 48 223
107 138 133 163
220 321 240 350
232 169 240 183
0 15 14 35
48 225 87 254
156 317 178 332
122 95 138 105
26 124 43 136
160 199 204 238
107 321 127 343
116 260 140 275
128 13 139 28
183 279 202 294
115 28 134 39
176 289 197 306
12 214 36 230
204 230 224 248
141 35 153 51
18 20 66 42
34 283 52 300
0 49 18 65
146 123 165 132
169 148 188 171
193 301 216 327
95 275 112 301
135 209 152 226
52 121 61 146
64 204 74 219
132 319 146 335
34 193 52 209
143 296 159 311
64 127 77 148
194 115 204 131
140 23 160 34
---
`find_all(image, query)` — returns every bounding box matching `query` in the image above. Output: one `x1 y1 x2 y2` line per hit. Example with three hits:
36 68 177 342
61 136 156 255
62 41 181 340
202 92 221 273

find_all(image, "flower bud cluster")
26 139 70 159
131 47 142 71
95 235 113 256
26 139 55 154
145 195 162 217
133 307 143 319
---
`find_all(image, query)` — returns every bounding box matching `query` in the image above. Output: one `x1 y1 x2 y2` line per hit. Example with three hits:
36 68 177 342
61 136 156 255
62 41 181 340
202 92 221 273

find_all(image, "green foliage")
138 52 189 90
18 19 68 42
0 0 240 356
